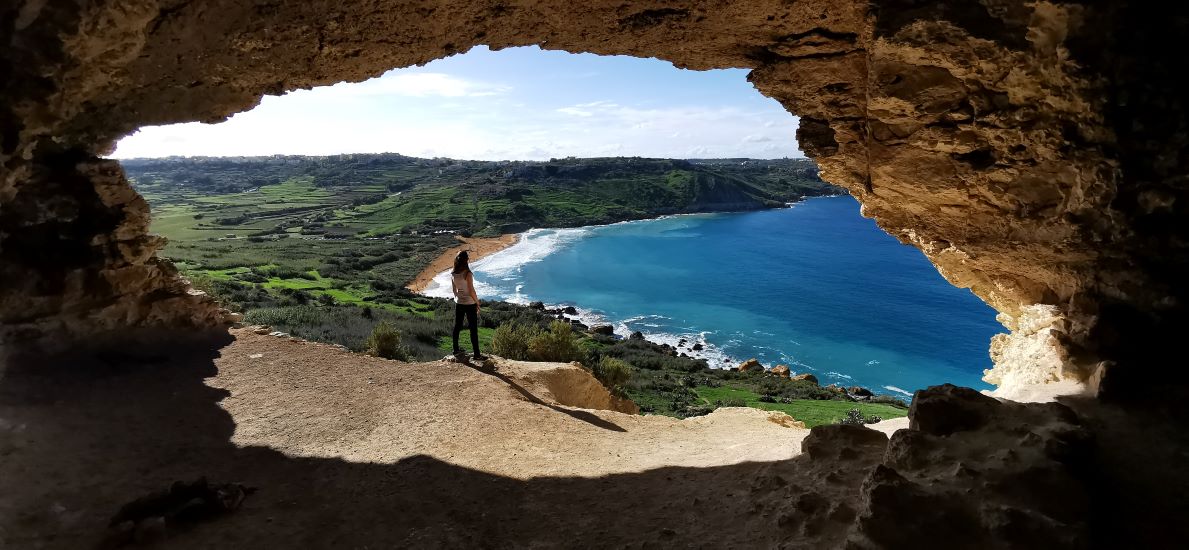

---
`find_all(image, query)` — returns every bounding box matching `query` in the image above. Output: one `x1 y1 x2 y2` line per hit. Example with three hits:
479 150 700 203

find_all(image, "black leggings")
452 303 479 355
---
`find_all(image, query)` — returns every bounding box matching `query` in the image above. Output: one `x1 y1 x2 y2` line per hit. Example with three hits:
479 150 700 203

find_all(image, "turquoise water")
428 196 1002 396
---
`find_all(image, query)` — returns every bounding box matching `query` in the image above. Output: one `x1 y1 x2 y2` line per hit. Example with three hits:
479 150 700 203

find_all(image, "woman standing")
451 251 486 360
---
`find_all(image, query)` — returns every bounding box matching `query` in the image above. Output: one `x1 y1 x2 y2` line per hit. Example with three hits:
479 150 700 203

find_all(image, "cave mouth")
4 0 1185 415
5 1 1189 547
110 44 1003 402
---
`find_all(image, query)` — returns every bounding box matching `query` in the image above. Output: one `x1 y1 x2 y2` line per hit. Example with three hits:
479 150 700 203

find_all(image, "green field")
436 326 497 355
694 386 907 427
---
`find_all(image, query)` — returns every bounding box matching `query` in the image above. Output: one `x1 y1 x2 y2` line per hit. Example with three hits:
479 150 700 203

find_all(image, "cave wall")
2 0 1186 401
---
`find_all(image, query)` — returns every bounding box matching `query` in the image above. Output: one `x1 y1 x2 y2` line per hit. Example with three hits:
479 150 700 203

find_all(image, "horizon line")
113 152 810 163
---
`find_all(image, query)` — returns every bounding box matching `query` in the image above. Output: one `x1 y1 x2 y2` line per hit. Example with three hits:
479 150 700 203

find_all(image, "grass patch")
436 326 497 355
694 386 906 427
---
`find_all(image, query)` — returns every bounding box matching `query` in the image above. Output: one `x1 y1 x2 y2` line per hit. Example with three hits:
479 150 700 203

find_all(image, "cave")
2 0 1187 548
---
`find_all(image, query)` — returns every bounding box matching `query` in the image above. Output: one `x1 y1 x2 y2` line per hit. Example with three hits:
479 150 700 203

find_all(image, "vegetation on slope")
128 153 901 426
125 154 836 237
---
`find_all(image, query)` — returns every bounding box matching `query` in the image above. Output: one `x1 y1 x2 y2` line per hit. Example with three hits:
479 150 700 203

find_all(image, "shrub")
714 398 747 407
527 321 583 362
592 357 632 395
367 321 410 360
869 395 909 408
491 322 542 360
186 274 217 298
839 409 882 425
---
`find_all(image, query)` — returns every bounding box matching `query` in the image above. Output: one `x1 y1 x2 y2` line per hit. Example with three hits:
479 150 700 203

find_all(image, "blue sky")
113 46 803 160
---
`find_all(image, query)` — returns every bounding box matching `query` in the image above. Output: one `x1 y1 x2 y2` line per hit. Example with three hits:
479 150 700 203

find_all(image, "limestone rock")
589 325 614 336
5 0 1186 402
800 424 889 461
738 358 765 373
851 385 1093 549
792 373 819 385
2 3 1187 546
848 386 874 398
771 365 790 378
908 383 1001 436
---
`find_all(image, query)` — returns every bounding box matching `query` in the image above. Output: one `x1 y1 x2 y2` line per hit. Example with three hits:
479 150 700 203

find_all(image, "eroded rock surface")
2 3 1188 547
3 1 1186 401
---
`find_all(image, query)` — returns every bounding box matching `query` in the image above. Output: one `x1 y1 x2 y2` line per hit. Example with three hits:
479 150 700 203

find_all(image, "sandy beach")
407 233 520 293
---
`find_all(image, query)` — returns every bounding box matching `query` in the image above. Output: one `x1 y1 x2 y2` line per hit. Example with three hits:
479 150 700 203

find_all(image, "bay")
428 195 1002 395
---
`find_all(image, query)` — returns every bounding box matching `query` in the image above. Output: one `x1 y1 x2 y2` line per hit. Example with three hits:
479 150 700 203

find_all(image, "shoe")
472 353 488 361
452 349 465 358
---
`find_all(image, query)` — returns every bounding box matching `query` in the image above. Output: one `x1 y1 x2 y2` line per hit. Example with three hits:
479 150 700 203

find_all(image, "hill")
124 154 837 238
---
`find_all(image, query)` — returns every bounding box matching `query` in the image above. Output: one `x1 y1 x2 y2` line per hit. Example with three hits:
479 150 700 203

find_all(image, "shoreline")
406 198 917 398
415 198 841 368
406 233 520 293
408 195 831 295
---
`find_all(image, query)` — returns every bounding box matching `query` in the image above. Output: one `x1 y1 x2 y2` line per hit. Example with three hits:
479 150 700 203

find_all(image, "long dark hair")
452 250 471 274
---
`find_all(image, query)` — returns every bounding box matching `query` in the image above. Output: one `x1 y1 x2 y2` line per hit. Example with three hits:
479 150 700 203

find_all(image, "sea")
426 195 1003 396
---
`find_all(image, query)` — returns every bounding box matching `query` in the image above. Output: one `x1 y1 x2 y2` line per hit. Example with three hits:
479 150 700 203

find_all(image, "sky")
113 46 803 161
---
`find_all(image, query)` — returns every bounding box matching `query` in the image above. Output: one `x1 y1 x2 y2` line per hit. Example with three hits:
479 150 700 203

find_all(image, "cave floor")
1 328 878 548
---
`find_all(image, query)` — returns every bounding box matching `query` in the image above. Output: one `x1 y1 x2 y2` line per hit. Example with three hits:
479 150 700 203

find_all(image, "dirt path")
406 234 519 293
6 329 876 549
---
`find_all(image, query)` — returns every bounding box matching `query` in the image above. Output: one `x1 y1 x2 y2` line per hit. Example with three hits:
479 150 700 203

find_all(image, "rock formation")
739 358 765 372
792 372 819 385
3 0 1185 403
3 1 1188 547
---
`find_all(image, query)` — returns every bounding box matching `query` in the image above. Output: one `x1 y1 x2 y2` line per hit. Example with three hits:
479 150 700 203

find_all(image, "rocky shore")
525 300 894 405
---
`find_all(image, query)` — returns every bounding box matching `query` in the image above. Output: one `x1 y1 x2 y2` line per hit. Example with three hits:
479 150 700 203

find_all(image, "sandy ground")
213 332 809 478
3 328 893 549
406 234 519 293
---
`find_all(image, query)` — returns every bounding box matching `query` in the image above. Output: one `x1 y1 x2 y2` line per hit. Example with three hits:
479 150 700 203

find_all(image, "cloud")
556 107 595 117
112 52 805 161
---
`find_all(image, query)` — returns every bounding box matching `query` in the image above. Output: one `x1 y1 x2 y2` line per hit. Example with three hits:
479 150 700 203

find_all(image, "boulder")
528 301 545 310
771 365 791 378
908 383 1001 436
800 424 889 461
691 343 704 351
738 358 764 372
824 384 846 395
792 372 819 385
848 386 874 398
629 331 644 340
590 324 615 336
562 306 578 315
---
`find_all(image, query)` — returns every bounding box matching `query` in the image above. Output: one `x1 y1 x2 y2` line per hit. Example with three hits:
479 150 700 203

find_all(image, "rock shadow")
0 334 859 549
459 360 627 433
